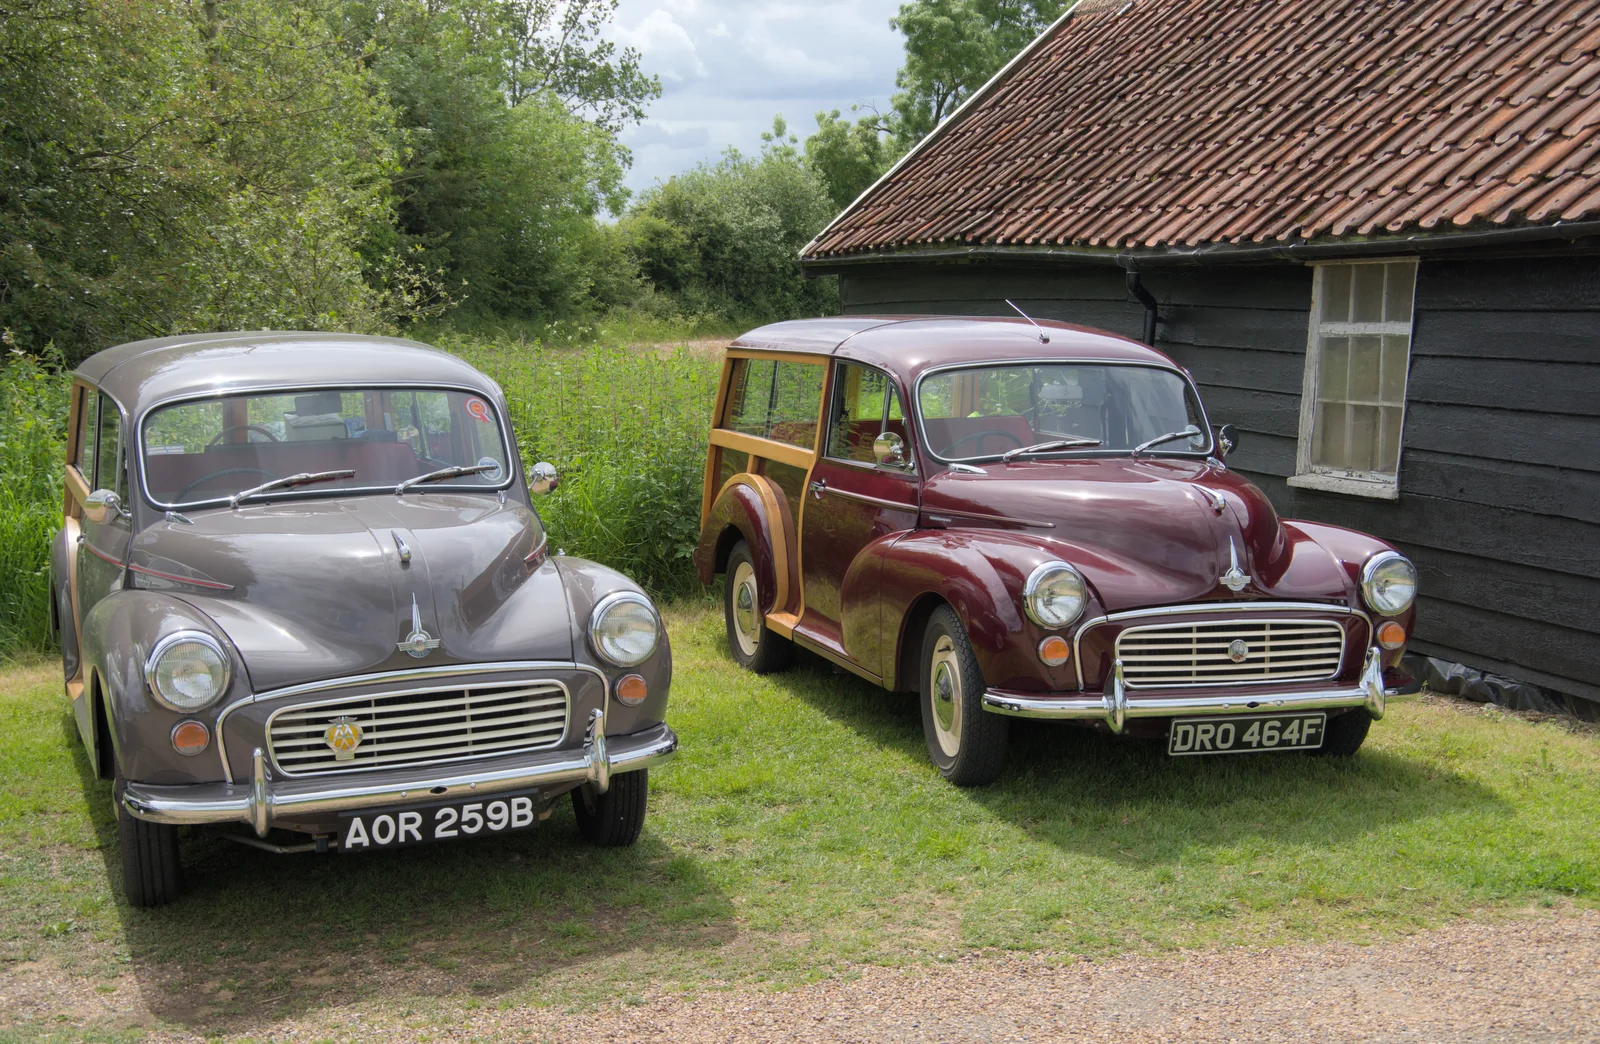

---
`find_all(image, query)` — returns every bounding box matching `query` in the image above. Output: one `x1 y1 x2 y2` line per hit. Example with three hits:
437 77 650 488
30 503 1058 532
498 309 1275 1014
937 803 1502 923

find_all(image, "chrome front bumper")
122 712 677 837
982 646 1415 733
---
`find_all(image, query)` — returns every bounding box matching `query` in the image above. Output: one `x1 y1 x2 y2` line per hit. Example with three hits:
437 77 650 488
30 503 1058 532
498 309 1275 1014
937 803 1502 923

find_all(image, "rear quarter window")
722 358 824 450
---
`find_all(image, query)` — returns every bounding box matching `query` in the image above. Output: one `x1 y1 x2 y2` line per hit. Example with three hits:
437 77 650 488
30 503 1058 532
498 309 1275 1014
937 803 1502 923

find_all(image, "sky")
607 0 907 197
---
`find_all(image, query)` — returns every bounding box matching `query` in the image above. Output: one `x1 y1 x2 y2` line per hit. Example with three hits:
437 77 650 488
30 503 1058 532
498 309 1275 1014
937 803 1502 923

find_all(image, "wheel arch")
893 592 949 692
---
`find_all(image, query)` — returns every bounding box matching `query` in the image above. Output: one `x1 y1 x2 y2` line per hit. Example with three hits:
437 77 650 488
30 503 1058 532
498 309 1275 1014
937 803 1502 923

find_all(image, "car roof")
75 332 499 417
728 316 1180 381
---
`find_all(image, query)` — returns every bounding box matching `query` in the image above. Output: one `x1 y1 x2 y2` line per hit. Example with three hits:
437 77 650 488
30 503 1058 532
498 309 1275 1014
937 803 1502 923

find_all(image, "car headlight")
1023 562 1088 629
145 631 231 711
589 592 660 667
1361 551 1417 617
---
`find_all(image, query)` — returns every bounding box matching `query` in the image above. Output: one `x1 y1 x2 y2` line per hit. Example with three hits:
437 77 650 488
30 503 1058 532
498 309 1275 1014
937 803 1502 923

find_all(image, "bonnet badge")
1220 537 1253 593
324 716 364 760
398 594 441 658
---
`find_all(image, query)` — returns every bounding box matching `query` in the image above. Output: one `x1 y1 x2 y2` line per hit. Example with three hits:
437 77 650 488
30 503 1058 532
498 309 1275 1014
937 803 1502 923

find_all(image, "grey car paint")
63 332 672 809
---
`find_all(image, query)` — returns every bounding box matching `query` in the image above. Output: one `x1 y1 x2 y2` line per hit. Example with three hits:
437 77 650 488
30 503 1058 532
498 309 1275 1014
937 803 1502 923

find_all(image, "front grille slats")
267 681 569 776
1116 619 1346 689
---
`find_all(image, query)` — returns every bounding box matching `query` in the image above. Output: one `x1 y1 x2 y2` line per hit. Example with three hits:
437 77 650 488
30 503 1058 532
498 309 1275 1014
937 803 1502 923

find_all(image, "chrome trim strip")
124 724 677 835
1114 617 1346 689
1071 601 1372 691
925 505 1057 529
214 660 609 784
984 648 1410 726
822 486 919 512
263 679 572 778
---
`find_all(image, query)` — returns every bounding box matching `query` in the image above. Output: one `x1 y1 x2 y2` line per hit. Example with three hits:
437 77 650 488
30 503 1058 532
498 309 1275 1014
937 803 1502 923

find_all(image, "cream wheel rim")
731 560 760 657
930 634 962 758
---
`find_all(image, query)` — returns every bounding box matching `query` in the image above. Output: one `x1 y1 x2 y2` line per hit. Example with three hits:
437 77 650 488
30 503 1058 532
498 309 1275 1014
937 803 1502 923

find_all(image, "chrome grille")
267 681 569 776
1116 619 1345 689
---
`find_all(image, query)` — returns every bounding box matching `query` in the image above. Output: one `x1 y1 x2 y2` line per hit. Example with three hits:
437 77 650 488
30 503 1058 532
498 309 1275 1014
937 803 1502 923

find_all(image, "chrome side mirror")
528 461 559 495
84 488 130 523
872 431 907 467
1215 423 1239 459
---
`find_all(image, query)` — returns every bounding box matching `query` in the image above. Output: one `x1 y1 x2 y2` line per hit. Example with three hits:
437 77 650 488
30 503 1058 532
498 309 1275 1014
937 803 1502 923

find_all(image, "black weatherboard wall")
838 255 1600 705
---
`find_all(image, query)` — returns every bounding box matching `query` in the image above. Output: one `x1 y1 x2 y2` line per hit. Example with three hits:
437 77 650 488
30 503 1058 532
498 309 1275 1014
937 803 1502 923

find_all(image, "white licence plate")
338 790 540 852
1168 712 1327 756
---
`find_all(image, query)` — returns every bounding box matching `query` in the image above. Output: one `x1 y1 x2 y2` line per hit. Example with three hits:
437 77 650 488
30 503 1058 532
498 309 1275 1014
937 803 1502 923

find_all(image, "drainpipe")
1125 269 1158 346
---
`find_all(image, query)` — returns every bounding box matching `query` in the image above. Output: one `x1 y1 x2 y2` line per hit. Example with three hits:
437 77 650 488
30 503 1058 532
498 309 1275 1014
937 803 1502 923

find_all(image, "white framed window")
1289 259 1418 500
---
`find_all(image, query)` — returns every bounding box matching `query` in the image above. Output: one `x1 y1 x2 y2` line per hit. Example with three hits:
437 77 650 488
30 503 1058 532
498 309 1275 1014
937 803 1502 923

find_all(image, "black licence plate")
1167 712 1326 756
339 790 540 852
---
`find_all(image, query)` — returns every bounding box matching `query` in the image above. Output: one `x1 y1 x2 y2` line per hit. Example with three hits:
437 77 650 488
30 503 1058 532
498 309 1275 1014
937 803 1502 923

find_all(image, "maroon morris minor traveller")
52 332 676 906
693 317 1420 786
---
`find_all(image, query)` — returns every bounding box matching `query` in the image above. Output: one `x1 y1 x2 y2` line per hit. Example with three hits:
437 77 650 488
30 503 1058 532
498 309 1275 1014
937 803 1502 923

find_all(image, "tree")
888 0 1071 146
804 108 899 212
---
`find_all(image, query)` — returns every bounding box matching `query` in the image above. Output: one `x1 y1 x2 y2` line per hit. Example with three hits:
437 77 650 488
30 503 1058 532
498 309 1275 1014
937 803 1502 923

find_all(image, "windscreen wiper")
395 463 499 495
1001 436 1103 462
1132 428 1203 458
230 470 355 508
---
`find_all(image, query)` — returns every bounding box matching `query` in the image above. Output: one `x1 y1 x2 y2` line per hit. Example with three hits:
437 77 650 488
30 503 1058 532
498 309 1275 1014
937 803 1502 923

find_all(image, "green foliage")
888 0 1071 146
804 108 900 211
0 0 430 363
0 346 68 653
623 123 841 324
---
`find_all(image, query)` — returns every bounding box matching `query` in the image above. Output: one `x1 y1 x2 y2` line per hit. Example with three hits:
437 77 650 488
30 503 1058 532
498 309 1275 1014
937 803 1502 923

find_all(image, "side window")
721 358 824 450
825 362 909 466
1294 260 1417 499
72 386 96 470
95 392 125 497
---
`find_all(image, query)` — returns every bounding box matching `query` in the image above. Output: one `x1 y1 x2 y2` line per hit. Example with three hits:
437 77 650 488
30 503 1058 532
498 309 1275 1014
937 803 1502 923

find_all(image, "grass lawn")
2 601 1598 1040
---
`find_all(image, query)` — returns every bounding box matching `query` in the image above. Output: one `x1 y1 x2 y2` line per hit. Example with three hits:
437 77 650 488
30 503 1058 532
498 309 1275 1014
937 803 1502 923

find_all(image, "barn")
799 0 1600 713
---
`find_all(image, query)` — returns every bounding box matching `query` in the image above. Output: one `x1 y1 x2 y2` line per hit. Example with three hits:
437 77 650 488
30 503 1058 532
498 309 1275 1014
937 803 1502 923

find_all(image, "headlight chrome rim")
589 591 661 668
1360 551 1417 617
145 630 231 712
1023 561 1088 630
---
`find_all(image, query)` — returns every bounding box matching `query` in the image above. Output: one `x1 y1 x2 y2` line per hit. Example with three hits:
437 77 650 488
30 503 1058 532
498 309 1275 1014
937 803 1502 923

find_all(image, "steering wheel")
207 424 281 447
943 429 1026 456
176 467 277 501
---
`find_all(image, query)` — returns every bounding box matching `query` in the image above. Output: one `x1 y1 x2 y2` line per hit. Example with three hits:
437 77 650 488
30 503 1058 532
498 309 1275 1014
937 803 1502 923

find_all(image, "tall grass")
0 349 69 654
442 335 722 596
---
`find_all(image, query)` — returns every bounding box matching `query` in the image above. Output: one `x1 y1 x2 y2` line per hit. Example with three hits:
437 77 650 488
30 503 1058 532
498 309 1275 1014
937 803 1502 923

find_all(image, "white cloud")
609 0 904 195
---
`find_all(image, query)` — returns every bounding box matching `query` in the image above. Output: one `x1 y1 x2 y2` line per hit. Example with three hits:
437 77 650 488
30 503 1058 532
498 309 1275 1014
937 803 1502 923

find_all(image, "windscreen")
142 387 511 506
918 364 1208 461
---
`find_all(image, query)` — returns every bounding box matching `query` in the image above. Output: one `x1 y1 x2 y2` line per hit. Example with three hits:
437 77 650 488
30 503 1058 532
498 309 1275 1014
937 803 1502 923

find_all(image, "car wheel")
572 770 648 848
920 606 1008 786
1312 709 1372 758
114 777 182 907
724 540 792 674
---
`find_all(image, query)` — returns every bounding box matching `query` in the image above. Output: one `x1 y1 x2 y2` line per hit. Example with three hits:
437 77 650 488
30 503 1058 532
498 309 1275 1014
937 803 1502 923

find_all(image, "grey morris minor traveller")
51 332 676 906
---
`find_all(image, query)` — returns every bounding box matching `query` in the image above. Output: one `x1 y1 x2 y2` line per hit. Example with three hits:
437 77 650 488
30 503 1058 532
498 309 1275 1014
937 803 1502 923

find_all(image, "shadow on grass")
776 647 1508 859
67 715 732 1036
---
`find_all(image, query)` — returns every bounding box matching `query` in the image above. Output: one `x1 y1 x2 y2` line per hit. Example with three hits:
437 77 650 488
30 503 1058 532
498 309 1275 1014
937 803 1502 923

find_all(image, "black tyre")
919 606 1008 786
724 540 792 674
572 769 649 847
1313 709 1372 758
114 777 182 907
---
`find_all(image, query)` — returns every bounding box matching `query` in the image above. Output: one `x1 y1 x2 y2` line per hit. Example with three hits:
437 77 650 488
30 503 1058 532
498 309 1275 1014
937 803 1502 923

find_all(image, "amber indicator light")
170 720 211 756
1038 636 1071 667
615 674 649 706
1377 622 1407 650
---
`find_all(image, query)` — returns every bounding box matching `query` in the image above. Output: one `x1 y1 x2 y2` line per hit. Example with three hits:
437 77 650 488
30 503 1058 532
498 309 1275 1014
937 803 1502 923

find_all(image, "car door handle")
809 480 827 499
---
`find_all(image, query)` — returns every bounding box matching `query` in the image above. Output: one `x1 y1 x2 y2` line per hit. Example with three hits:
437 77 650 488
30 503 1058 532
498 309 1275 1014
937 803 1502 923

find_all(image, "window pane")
1348 404 1381 471
1378 406 1404 474
1321 265 1352 323
1351 265 1385 323
95 393 120 492
724 358 775 438
1318 336 1350 400
1380 334 1409 403
1313 402 1348 470
1348 335 1382 402
1384 263 1416 323
73 388 94 468
767 363 823 448
827 363 889 463
716 447 749 491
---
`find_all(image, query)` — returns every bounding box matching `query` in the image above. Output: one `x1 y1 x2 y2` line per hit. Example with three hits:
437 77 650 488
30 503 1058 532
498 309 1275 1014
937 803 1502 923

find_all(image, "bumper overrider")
982 646 1419 733
122 709 677 838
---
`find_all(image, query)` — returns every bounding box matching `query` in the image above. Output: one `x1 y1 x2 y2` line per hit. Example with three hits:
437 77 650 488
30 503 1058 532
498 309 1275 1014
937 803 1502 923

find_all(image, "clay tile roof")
802 0 1600 261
